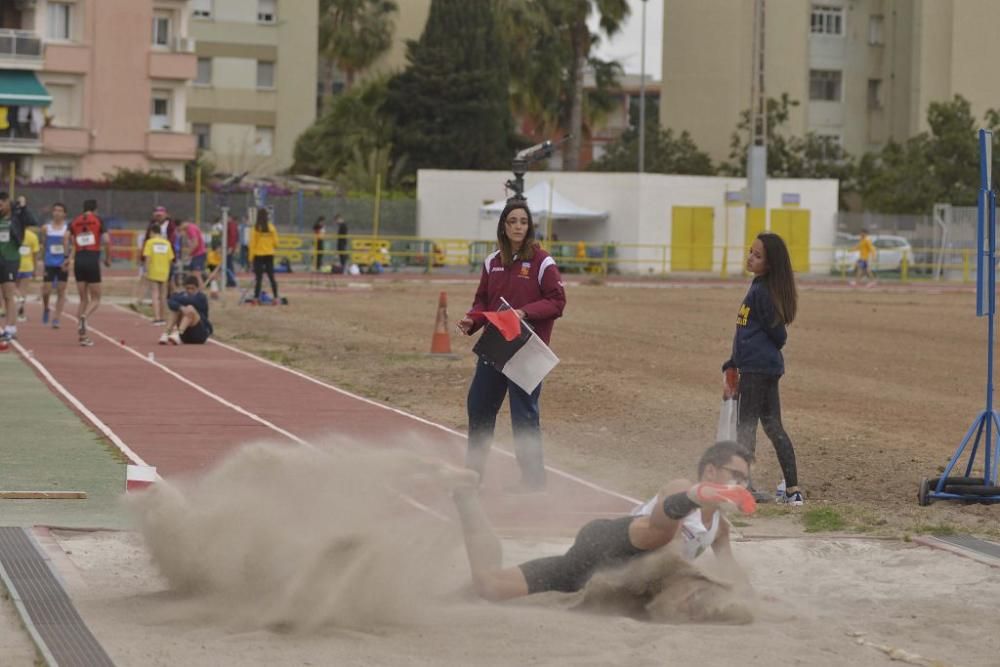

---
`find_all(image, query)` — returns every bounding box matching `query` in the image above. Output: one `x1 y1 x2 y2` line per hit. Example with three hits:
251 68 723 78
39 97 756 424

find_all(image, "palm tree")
560 0 629 170
499 0 629 170
320 0 399 91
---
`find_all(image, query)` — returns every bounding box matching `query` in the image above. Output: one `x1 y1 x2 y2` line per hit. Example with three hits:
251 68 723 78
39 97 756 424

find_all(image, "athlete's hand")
687 482 756 516
722 368 739 399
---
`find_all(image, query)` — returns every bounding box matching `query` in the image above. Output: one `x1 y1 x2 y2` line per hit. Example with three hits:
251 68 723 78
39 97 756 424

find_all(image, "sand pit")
10 440 997 667
22 529 996 667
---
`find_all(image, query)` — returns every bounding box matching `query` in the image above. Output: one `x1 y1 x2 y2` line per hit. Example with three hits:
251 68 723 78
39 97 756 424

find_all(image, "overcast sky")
588 0 663 80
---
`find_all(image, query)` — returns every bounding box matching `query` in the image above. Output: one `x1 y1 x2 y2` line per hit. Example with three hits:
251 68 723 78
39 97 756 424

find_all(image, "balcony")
44 43 90 74
42 126 89 155
149 37 197 80
0 124 40 154
0 29 42 69
146 131 196 161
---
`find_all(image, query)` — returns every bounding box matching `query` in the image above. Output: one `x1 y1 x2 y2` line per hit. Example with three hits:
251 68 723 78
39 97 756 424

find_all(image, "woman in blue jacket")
722 232 802 505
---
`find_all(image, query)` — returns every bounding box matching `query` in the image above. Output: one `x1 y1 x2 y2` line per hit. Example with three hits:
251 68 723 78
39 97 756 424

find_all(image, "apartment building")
661 0 1000 163
0 0 196 181
187 0 318 175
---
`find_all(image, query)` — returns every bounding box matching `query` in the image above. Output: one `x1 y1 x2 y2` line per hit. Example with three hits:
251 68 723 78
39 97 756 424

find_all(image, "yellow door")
745 208 766 249
671 206 693 270
671 206 714 271
770 209 811 272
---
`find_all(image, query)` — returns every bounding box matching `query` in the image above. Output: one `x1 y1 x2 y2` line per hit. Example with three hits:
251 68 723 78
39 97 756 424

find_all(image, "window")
192 123 211 150
195 58 212 85
254 126 274 156
867 79 883 110
150 91 170 130
257 0 277 23
47 3 71 40
192 0 213 19
43 164 73 180
152 13 171 47
809 69 842 101
256 61 275 89
810 5 844 35
46 83 75 127
868 15 884 45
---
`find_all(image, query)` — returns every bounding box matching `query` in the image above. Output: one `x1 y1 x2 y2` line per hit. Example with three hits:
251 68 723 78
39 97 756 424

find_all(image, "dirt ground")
5 275 1000 667
195 275 998 538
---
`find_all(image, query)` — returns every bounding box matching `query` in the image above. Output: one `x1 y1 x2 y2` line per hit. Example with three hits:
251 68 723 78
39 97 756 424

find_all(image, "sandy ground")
21 528 1000 667
5 277 1000 665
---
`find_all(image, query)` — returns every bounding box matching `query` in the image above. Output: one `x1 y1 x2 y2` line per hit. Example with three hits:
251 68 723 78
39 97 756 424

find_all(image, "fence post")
602 244 609 276
963 249 970 283
661 244 666 274
901 253 908 283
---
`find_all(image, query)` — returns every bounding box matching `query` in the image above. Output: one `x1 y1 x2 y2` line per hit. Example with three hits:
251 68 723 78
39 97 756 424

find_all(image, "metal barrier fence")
15 187 417 237
106 230 986 283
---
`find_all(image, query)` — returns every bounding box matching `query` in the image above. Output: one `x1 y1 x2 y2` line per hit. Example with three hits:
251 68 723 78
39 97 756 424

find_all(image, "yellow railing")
106 230 980 283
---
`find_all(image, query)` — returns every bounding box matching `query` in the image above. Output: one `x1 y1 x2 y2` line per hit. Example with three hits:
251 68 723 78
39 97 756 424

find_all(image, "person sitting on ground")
450 440 756 603
160 274 213 345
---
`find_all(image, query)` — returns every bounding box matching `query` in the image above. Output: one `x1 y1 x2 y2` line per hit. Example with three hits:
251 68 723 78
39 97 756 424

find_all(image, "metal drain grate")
0 527 115 667
932 534 1000 561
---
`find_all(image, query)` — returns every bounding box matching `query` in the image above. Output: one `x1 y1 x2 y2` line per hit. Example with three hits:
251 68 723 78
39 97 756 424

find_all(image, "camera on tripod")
505 135 571 202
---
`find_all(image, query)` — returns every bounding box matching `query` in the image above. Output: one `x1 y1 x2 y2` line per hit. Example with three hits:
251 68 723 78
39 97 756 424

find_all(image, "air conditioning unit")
257 12 276 23
172 36 195 53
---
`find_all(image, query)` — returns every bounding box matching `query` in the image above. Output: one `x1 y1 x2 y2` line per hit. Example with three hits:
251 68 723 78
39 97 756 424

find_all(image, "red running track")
14 302 638 536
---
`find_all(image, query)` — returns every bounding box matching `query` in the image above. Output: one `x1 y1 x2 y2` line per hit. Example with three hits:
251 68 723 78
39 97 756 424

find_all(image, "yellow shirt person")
856 234 875 261
143 234 175 283
249 222 279 262
18 227 39 275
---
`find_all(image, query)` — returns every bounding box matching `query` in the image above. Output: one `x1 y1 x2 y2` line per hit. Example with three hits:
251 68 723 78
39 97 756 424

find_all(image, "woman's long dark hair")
254 208 270 233
496 200 536 266
757 232 797 325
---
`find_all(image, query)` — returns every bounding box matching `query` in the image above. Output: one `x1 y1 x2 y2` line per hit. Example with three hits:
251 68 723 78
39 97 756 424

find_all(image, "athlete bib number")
0 231 8 243
49 244 65 255
19 245 30 256
152 244 169 255
76 232 95 246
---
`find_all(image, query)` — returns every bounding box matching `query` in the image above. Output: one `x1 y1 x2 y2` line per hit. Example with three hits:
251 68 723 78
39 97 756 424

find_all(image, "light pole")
638 0 647 173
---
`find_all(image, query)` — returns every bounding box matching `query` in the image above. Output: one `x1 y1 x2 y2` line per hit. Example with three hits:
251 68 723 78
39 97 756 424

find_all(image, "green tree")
722 93 857 207
859 95 993 213
384 0 513 174
589 97 714 174
292 77 397 183
319 0 398 91
498 0 629 170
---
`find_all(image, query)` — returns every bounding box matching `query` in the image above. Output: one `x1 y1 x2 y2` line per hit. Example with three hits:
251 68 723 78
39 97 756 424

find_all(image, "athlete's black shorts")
518 516 646 594
44 266 69 283
180 321 210 344
73 252 101 284
0 258 14 284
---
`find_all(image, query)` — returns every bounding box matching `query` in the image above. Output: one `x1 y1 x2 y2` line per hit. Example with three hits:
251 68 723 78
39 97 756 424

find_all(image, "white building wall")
417 170 839 275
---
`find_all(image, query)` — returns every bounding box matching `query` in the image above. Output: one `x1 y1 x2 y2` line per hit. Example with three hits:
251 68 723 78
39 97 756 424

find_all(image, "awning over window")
0 70 51 107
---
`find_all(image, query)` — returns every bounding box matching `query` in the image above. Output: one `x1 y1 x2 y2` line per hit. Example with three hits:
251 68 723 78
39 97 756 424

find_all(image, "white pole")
638 0 647 174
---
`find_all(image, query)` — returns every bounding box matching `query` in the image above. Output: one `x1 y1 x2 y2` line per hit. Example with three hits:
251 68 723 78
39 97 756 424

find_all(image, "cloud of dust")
127 439 466 633
572 549 754 625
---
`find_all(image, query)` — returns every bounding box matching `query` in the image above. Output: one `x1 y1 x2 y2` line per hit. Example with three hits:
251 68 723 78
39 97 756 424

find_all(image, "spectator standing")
249 208 279 302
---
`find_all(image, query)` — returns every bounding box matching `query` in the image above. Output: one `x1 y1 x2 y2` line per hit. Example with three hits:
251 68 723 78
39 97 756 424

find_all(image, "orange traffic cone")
430 291 452 354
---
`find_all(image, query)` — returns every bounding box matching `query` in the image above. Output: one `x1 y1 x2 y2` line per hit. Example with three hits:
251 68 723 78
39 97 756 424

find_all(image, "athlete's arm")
102 230 111 267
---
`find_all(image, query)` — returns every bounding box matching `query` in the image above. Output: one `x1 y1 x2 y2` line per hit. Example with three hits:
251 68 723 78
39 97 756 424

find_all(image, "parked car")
832 234 914 273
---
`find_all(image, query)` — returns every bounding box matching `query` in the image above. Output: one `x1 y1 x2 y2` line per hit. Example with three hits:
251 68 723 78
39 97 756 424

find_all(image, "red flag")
482 310 523 342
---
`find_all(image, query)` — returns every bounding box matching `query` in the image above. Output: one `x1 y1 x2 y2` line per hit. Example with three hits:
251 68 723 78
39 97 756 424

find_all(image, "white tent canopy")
480 181 608 222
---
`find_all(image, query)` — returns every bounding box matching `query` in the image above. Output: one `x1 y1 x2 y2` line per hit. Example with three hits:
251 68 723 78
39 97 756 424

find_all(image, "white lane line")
110 304 641 506
10 339 150 469
67 313 449 522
